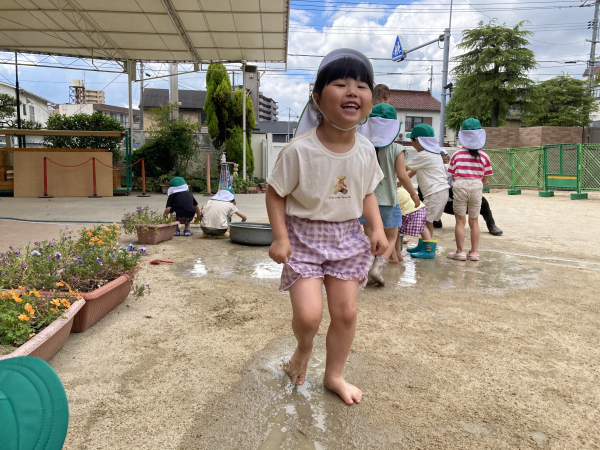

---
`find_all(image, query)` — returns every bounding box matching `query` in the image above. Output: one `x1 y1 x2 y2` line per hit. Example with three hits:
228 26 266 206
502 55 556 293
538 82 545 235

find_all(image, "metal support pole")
14 52 21 148
88 157 102 198
439 28 450 147
242 63 247 181
138 158 151 197
128 60 134 160
429 65 433 93
139 62 145 146
38 157 53 198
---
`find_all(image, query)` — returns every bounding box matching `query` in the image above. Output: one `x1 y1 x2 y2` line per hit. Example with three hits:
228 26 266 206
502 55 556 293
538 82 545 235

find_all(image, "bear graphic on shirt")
333 175 348 195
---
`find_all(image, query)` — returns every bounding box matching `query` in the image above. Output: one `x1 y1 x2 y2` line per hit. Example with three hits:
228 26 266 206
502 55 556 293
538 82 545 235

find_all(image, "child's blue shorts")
358 204 403 229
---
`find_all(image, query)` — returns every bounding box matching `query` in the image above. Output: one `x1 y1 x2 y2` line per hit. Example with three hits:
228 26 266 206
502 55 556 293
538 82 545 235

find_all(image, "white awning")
0 0 290 64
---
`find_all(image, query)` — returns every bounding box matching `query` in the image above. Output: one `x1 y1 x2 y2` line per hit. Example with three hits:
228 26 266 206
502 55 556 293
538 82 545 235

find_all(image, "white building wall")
395 109 441 139
58 103 94 116
0 82 53 147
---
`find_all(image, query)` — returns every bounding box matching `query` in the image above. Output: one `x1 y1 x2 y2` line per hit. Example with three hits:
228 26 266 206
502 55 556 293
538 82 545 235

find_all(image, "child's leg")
382 228 398 260
455 215 467 253
323 276 362 405
421 226 432 241
425 221 434 239
468 217 480 253
286 277 324 385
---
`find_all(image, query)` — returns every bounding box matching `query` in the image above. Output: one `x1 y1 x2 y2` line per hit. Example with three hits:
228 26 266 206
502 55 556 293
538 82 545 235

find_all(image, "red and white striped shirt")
448 148 493 179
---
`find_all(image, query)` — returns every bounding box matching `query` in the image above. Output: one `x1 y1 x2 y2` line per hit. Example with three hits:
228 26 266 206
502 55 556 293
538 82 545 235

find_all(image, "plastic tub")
229 222 274 246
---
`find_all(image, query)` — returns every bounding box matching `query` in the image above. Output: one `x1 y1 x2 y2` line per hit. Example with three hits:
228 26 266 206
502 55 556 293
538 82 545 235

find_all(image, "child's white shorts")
423 189 449 223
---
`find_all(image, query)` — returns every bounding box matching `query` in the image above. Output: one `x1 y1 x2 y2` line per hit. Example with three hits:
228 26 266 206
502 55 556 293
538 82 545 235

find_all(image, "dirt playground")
31 190 600 449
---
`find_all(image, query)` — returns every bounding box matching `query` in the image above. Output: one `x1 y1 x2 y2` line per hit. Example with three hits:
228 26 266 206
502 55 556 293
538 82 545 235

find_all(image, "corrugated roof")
389 89 441 111
254 121 297 134
93 104 139 114
0 1 290 64
142 88 206 110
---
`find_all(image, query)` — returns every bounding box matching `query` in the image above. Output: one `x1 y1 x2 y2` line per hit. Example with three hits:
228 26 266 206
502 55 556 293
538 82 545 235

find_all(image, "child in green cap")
405 123 449 258
163 177 200 236
357 95 421 286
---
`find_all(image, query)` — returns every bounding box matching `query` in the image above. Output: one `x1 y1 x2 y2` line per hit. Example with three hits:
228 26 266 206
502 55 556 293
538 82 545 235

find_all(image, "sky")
0 0 594 123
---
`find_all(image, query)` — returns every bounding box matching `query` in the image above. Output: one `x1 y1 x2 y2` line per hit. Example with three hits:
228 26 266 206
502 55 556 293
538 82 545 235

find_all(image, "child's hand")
369 229 389 256
269 238 292 264
411 192 421 208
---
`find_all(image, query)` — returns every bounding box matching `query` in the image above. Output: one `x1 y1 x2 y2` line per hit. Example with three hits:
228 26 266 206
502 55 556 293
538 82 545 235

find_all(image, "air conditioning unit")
397 133 403 139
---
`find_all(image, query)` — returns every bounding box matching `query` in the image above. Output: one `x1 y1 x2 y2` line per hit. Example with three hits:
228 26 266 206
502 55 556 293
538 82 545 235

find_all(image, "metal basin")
229 222 274 246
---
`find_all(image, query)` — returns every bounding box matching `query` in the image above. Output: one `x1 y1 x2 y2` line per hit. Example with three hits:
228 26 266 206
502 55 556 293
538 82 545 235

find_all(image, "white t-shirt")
444 163 454 187
406 150 449 198
267 126 384 222
201 200 237 229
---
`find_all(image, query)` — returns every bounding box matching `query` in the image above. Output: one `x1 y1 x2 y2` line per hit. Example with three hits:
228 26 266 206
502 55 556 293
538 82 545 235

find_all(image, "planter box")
161 184 169 194
0 299 86 362
136 221 179 245
71 272 135 333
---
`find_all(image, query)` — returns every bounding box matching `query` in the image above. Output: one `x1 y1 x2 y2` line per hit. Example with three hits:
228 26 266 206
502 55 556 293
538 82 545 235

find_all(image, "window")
200 112 207 124
406 116 422 131
22 104 27 116
30 106 35 122
110 112 116 119
119 114 126 125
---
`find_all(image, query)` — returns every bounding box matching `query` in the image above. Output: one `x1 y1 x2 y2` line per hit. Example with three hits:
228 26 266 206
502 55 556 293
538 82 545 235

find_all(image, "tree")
45 112 125 162
451 20 537 127
520 75 598 127
445 81 493 132
0 93 18 128
205 63 232 149
227 88 256 177
133 102 201 177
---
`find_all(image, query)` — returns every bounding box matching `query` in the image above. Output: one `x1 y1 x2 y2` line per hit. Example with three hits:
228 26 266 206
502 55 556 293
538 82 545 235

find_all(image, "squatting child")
266 48 387 405
200 189 247 238
163 177 200 236
447 118 493 261
405 124 450 258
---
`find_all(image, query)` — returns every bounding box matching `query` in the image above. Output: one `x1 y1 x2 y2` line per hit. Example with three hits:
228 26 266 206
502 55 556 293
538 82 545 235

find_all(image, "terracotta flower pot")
136 221 180 245
0 299 86 362
70 272 136 333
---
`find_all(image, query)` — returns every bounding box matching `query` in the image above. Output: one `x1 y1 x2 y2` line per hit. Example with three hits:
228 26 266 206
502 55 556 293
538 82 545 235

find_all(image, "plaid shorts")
280 215 374 291
176 216 194 225
398 207 427 237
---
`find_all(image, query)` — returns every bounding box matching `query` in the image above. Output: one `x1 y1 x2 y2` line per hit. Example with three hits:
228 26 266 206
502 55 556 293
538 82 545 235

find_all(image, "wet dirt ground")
33 190 600 449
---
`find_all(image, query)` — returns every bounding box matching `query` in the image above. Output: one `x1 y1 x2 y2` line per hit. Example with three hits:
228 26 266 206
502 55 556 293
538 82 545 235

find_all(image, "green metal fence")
486 147 545 191
485 143 600 199
580 144 600 192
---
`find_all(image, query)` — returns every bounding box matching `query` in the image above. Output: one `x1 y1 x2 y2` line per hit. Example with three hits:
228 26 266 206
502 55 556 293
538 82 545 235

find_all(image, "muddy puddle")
177 337 399 449
173 241 600 292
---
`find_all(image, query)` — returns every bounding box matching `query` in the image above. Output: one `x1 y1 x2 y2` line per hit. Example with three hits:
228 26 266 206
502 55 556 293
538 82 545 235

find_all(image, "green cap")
170 177 186 187
406 123 435 139
369 103 397 120
0 356 69 450
461 118 482 130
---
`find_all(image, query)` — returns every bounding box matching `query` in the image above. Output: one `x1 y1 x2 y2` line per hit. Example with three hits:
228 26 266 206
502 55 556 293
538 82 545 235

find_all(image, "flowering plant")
0 225 142 292
0 284 81 354
121 206 176 235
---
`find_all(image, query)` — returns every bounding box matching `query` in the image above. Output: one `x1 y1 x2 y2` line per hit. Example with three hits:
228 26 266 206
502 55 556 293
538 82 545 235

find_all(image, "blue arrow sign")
392 36 403 62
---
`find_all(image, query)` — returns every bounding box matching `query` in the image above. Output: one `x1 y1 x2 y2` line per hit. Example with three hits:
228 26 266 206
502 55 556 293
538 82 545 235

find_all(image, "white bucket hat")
458 118 487 150
295 48 374 137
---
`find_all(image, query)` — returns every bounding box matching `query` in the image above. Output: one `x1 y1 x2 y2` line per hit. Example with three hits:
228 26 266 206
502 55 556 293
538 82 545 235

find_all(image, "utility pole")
169 63 179 120
242 64 247 180
14 52 21 148
287 109 291 143
588 0 600 97
139 62 145 146
439 28 451 147
429 65 433 92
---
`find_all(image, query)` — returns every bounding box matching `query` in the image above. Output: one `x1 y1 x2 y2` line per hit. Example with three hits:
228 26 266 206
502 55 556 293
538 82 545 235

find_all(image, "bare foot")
403 237 411 244
283 348 311 385
323 374 363 405
388 252 399 264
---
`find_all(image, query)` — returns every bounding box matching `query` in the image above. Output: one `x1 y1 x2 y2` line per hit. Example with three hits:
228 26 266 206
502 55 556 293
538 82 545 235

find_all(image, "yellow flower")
97 240 104 246
89 241 94 246
13 295 23 303
112 222 118 226
51 308 58 313
51 299 61 306
60 298 71 308
18 314 30 321
91 237 99 242
24 303 35 314
87 232 93 237
56 282 64 287
76 295 83 300
18 285 26 290
30 290 41 298
104 227 110 232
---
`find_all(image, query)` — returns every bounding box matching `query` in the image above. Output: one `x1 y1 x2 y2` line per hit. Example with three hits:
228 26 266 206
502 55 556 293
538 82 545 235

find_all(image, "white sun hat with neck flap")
295 48 384 138
458 118 487 150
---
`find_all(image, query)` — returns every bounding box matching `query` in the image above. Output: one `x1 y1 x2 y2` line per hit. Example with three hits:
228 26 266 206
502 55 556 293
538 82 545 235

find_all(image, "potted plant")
122 206 179 245
0 225 142 332
0 288 84 361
